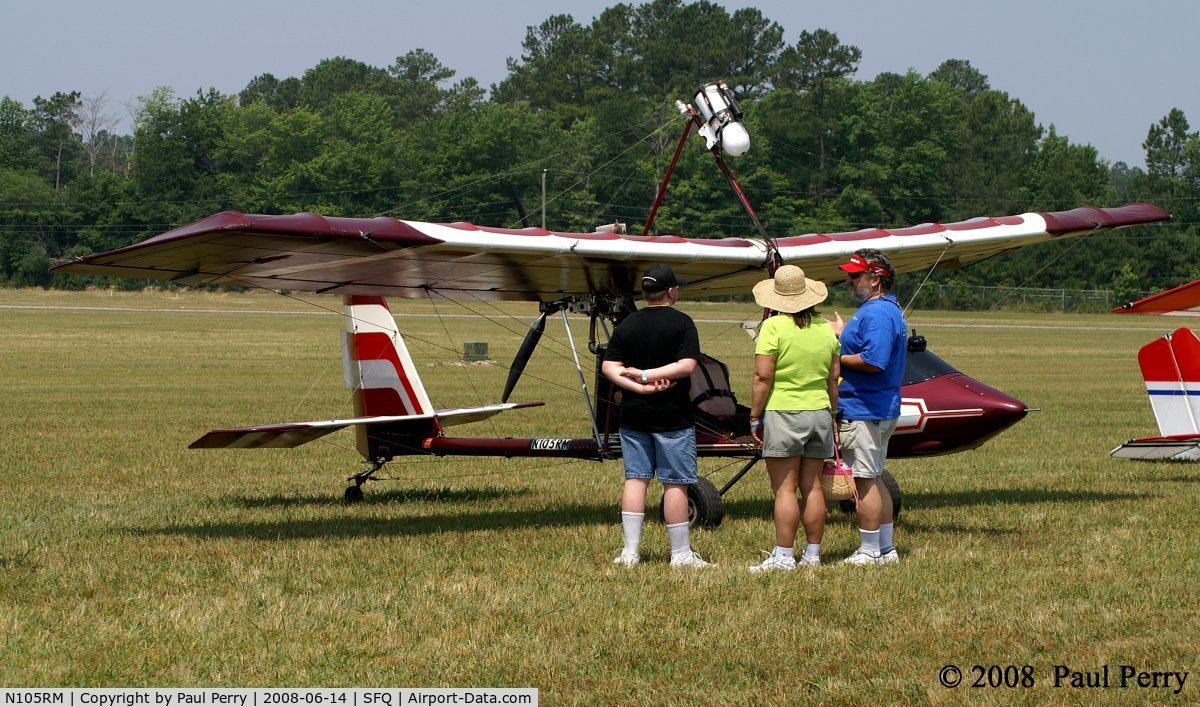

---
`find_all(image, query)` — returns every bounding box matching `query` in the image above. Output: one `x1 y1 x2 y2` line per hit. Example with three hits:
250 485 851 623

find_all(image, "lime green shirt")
754 314 840 411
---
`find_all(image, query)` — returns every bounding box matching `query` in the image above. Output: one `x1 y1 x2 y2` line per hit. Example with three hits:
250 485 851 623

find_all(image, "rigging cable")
986 226 1103 311
901 238 954 319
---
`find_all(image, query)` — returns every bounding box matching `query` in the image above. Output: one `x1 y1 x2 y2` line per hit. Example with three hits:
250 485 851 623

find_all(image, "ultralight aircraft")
52 83 1171 526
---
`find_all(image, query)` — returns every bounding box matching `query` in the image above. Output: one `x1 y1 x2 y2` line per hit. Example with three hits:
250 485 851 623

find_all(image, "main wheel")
344 485 364 503
687 477 725 529
836 470 902 520
658 476 725 529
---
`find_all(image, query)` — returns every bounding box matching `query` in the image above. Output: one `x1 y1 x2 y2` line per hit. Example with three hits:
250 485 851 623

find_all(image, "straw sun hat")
752 265 828 313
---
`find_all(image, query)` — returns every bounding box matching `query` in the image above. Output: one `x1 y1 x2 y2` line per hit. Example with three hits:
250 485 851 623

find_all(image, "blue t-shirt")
838 295 907 420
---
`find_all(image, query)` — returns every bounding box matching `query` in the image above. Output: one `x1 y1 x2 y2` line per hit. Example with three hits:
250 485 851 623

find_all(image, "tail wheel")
344 458 387 503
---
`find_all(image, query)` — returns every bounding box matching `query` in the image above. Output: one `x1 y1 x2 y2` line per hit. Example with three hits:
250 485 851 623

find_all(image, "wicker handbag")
822 419 858 502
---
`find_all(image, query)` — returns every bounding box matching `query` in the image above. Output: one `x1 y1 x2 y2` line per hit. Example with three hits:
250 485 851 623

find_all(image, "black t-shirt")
603 305 702 432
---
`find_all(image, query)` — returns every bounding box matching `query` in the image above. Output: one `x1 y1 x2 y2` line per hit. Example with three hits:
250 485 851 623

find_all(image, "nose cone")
888 373 1029 457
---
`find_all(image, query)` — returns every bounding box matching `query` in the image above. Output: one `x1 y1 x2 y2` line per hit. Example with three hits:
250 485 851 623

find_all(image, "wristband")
641 370 648 384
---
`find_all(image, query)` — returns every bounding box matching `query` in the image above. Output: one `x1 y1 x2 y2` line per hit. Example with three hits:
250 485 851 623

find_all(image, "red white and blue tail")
1138 327 1200 437
1111 327 1200 460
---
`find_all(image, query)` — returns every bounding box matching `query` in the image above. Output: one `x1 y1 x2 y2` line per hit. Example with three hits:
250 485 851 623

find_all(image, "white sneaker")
670 551 714 568
842 549 882 565
749 553 796 573
797 554 821 567
612 550 640 567
879 549 900 565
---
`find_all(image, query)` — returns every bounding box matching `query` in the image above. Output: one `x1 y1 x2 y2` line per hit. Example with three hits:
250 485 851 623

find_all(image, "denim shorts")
619 426 697 485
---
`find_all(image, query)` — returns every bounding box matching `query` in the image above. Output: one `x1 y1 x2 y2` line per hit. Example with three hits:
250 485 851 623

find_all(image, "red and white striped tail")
1139 327 1200 436
188 295 534 456
342 295 433 417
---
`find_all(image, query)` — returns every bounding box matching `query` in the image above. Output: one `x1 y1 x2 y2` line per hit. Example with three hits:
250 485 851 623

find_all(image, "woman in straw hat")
747 265 841 571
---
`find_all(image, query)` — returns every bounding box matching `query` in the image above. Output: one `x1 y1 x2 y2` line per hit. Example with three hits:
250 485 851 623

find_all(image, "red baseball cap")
839 254 891 276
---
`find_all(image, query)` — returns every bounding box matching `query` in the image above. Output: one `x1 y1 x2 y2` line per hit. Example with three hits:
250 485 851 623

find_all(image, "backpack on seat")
689 353 738 417
688 354 750 437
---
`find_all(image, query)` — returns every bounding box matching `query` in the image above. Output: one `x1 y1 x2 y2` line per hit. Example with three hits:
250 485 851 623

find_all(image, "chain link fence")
820 283 1151 313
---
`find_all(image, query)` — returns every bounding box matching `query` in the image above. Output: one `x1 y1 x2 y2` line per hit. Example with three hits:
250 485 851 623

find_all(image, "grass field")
1 287 1198 703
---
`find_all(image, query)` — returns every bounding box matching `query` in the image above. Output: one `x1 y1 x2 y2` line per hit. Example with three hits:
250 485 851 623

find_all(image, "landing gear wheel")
657 476 725 529
687 477 724 529
882 470 902 518
345 458 387 503
836 470 902 520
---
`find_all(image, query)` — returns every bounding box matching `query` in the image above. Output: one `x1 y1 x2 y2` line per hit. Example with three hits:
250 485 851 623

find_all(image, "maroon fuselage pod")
887 348 1028 458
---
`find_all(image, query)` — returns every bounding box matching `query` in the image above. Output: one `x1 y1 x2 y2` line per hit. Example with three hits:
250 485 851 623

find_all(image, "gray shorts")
838 418 898 478
762 410 834 458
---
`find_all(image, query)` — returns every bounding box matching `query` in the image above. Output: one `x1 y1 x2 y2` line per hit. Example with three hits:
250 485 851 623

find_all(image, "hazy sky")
5 0 1196 167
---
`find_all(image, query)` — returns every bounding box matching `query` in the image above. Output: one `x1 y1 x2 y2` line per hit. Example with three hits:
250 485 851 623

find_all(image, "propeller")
501 308 550 403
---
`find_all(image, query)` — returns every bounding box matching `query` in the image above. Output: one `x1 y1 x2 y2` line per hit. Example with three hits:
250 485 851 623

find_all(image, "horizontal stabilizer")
438 401 543 426
1115 278 1200 316
1110 435 1200 461
190 402 542 450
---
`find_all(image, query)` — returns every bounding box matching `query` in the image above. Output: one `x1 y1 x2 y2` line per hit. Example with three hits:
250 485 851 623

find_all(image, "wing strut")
561 307 605 458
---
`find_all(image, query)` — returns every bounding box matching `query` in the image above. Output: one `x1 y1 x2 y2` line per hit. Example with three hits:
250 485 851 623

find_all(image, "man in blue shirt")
833 249 907 565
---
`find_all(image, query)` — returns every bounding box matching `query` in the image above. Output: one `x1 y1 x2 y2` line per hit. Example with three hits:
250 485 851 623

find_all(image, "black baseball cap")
641 264 687 292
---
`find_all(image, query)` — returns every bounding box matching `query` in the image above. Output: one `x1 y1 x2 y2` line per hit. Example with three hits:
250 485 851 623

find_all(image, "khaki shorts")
838 418 897 478
762 410 834 458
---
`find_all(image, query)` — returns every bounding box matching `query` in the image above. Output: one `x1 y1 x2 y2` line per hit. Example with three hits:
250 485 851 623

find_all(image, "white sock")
773 545 794 559
666 521 692 559
858 528 881 556
621 512 645 554
879 523 894 554
802 543 820 561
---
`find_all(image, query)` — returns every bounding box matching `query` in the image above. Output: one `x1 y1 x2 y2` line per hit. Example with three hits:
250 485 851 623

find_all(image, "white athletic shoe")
797 554 821 567
879 549 900 565
670 551 714 568
749 553 797 573
842 549 882 565
612 550 640 567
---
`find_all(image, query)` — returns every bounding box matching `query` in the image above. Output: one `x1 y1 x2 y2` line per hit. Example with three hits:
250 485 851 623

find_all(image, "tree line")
1 0 1197 301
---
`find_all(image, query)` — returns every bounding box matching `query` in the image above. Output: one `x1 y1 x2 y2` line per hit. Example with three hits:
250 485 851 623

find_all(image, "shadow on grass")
224 486 530 509
912 488 1147 508
1162 475 1200 483
720 497 773 522
716 487 1148 525
894 521 1019 536
137 502 614 540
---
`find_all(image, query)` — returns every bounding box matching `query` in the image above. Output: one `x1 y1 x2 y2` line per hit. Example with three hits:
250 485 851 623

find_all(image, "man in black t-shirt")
601 264 712 568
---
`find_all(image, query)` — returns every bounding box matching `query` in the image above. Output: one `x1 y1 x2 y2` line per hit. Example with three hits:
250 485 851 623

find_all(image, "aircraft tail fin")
343 295 438 455
1138 327 1200 436
189 296 543 456
343 295 434 416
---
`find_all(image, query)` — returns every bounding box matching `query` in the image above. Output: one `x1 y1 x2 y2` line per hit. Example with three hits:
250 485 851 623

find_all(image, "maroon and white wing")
52 204 1169 300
